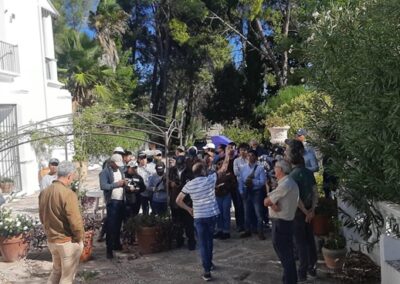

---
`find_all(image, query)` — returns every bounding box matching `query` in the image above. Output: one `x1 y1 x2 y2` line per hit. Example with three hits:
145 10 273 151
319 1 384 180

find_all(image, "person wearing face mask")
169 156 196 250
148 162 167 215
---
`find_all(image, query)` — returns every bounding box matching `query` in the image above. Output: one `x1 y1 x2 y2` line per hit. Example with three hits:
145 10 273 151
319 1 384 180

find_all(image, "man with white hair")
39 161 84 284
264 159 299 284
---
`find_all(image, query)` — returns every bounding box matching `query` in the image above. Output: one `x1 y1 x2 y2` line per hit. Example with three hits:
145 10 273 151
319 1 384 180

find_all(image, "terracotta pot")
136 226 161 254
322 247 347 270
0 182 14 194
312 215 331 236
80 230 94 262
0 234 30 262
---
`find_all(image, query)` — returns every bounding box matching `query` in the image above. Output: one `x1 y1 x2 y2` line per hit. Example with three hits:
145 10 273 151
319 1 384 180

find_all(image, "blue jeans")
242 189 266 233
194 216 217 273
216 195 231 233
272 219 297 284
106 200 125 252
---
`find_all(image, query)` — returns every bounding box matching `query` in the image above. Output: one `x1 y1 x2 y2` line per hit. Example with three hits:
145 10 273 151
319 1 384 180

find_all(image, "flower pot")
80 230 94 262
136 226 161 254
0 182 14 194
312 215 331 236
322 247 347 270
268 126 290 144
0 234 30 262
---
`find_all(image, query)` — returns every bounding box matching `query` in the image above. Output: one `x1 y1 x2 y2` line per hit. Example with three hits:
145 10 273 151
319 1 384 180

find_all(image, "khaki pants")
47 241 83 284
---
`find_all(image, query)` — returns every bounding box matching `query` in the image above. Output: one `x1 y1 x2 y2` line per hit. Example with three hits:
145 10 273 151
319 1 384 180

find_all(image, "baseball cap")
176 145 185 152
154 149 162 156
113 146 125 155
110 154 124 167
138 151 147 159
296 128 307 136
49 158 59 165
202 143 216 150
188 146 198 156
127 161 138 168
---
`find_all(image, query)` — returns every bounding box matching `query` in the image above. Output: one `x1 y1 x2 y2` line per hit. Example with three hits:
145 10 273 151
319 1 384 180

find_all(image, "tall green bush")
223 122 262 145
307 0 400 246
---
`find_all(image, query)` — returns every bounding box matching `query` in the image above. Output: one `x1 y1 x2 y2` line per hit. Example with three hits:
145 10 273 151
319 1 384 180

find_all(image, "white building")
0 0 73 195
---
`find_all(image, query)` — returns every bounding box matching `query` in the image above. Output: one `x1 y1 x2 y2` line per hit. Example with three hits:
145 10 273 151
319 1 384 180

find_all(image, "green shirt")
289 166 316 209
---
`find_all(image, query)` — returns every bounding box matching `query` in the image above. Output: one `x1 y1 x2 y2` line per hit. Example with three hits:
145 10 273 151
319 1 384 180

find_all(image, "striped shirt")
182 173 220 219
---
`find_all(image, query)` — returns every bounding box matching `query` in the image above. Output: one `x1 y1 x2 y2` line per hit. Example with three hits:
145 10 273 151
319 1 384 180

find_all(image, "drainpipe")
37 0 48 120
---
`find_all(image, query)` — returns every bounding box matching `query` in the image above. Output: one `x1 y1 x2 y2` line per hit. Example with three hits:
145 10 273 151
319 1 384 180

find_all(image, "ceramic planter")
312 215 331 236
0 234 30 262
322 247 347 269
268 126 290 144
136 226 162 254
0 182 14 194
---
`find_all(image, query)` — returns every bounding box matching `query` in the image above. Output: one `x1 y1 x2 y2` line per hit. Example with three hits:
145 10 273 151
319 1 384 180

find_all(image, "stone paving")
0 169 374 284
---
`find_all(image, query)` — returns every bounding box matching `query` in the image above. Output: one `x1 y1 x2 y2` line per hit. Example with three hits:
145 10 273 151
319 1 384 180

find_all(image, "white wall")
0 0 72 195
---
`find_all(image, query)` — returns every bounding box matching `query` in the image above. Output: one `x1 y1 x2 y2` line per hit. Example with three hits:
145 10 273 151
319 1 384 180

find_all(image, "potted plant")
313 198 337 236
0 208 35 262
264 116 290 145
0 177 14 194
80 215 101 262
124 214 173 254
322 218 347 270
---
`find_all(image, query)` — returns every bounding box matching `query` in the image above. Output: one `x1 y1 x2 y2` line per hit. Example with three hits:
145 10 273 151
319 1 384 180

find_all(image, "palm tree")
89 0 129 71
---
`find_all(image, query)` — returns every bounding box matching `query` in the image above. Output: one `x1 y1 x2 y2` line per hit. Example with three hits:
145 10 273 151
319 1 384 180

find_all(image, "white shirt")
111 170 124 200
268 175 299 221
182 173 220 219
40 174 57 191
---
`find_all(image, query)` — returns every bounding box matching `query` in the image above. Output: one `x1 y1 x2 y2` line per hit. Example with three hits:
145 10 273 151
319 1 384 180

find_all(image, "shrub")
307 0 400 247
222 122 262 144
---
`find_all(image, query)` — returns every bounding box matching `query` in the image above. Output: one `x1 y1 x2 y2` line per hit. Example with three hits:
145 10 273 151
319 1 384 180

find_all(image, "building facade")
0 0 73 195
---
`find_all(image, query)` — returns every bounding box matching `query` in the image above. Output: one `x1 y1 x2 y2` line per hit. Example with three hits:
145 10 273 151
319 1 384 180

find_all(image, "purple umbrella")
211 135 232 148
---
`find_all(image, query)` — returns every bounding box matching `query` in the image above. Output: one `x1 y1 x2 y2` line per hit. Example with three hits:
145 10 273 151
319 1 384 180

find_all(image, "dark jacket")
169 166 192 208
99 166 125 204
124 172 146 204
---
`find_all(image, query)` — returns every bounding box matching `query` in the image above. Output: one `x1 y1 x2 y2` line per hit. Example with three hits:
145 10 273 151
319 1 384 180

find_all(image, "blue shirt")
238 163 267 194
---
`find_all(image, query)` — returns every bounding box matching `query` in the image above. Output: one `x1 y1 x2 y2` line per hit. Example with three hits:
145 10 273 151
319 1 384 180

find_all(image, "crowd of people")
38 128 323 283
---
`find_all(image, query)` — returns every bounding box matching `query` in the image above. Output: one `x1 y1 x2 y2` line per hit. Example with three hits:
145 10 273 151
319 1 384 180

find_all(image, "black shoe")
202 272 212 281
106 251 113 259
221 233 230 240
240 231 252 238
213 231 223 239
177 238 184 248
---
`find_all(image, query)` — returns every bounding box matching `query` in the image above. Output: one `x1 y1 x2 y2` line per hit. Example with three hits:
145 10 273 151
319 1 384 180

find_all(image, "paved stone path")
0 169 374 284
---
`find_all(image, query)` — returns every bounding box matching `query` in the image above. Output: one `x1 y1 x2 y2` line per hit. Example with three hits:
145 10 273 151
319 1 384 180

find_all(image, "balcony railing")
0 40 20 74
